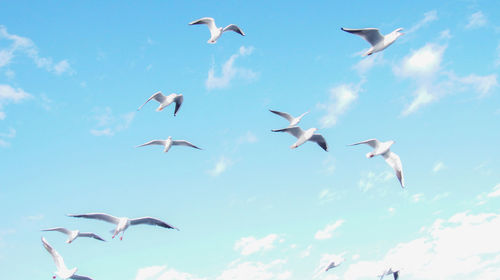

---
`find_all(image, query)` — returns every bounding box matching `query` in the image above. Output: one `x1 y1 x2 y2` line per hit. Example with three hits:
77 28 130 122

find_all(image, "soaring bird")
42 228 105 243
325 259 343 272
41 237 93 280
269 109 308 127
136 137 201 153
67 213 179 240
378 268 400 280
137 91 184 116
349 139 405 188
272 126 328 152
341 27 404 56
189 17 245 44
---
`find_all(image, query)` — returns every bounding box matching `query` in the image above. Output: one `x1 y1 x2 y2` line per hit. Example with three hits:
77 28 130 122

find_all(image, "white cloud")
487 183 500 198
395 43 445 79
237 131 258 144
234 234 280 256
89 107 135 136
407 10 438 34
439 29 452 40
206 46 256 90
209 156 232 177
217 259 291 280
135 265 205 280
412 194 424 203
358 171 394 192
466 11 487 29
432 161 445 173
0 25 72 75
342 211 500 280
318 83 361 128
300 245 313 258
456 74 498 97
315 220 344 240
352 53 385 74
0 84 31 120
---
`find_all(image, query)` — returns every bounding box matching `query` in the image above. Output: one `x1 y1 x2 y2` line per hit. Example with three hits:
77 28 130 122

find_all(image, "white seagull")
68 213 179 240
42 228 106 243
349 139 405 188
137 91 184 116
272 126 328 151
189 17 245 44
269 109 308 127
378 268 400 280
42 237 93 280
341 27 404 56
136 137 201 153
325 259 343 272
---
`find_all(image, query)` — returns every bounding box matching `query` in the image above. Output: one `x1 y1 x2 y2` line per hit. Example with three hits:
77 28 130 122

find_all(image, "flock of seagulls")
41 15 409 279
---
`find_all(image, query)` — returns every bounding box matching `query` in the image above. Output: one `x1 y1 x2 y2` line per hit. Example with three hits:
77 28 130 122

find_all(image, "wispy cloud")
206 46 257 90
407 10 438 34
358 171 394 192
318 82 362 128
487 183 500 198
0 25 73 75
135 265 205 280
466 11 487 29
315 220 344 240
217 259 291 280
208 156 232 177
433 161 445 173
89 107 135 136
0 127 16 148
0 84 31 120
234 234 281 256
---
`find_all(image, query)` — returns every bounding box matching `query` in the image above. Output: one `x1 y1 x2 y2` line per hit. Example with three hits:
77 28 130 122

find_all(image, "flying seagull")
269 109 308 127
42 228 105 243
137 91 184 116
349 139 405 188
189 17 245 44
136 137 201 153
67 213 179 240
341 27 404 56
378 268 400 280
41 237 93 280
272 126 328 151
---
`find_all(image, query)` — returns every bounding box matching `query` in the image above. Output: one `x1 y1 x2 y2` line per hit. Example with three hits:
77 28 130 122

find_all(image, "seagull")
42 228 105 243
378 268 400 280
269 109 308 127
189 17 245 44
349 139 404 188
41 237 93 280
272 126 328 151
136 137 201 153
341 27 404 56
137 91 184 116
67 213 179 240
325 259 343 272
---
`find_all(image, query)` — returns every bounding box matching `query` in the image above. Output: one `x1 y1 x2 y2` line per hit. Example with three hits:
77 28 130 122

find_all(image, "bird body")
269 109 308 127
68 213 179 240
349 139 404 188
136 136 201 153
379 268 400 280
189 17 245 44
42 228 105 243
138 92 184 116
41 237 93 280
341 27 404 56
272 126 328 151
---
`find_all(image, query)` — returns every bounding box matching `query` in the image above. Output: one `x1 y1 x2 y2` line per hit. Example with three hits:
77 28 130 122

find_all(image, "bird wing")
189 17 218 37
341 28 384 46
137 92 166 111
309 134 328 151
271 126 304 139
348 139 380 149
325 262 336 272
71 275 94 280
42 227 71 236
172 140 201 150
42 237 68 271
269 110 294 122
130 217 179 230
136 140 167 148
223 24 245 36
393 271 399 280
78 232 106 241
173 94 184 116
68 213 120 225
383 151 405 188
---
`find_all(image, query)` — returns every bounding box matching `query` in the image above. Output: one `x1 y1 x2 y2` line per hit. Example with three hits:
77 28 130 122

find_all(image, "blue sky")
1 1 500 279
